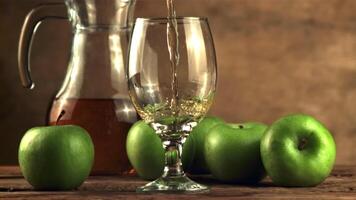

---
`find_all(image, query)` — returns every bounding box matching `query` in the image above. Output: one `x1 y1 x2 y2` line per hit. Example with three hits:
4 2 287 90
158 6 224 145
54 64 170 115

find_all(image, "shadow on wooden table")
0 165 355 199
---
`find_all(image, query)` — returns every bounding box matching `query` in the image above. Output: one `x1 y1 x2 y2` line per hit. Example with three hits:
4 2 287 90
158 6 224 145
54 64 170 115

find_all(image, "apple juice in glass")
127 16 217 193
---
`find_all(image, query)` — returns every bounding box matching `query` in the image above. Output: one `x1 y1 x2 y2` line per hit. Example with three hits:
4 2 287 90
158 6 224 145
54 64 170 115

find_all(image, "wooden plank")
0 166 21 177
0 166 354 199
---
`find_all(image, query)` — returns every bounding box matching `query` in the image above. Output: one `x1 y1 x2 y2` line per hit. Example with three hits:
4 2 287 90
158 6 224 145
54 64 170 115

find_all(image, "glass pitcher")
18 0 138 175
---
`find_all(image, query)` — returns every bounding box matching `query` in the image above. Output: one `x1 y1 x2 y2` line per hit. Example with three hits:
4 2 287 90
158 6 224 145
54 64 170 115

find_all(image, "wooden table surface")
0 165 355 200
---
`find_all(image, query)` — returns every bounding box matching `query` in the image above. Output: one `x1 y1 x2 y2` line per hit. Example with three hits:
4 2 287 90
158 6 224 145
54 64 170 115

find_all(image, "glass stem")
162 137 185 178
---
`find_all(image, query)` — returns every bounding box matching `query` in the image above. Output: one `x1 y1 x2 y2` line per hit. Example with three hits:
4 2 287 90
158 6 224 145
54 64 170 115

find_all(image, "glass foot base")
137 175 209 194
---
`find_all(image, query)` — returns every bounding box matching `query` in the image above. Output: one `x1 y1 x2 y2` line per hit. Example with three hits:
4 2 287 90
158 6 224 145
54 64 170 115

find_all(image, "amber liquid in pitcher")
48 98 137 175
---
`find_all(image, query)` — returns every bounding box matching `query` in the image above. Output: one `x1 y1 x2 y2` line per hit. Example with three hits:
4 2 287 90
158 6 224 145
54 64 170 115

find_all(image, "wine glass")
127 17 217 193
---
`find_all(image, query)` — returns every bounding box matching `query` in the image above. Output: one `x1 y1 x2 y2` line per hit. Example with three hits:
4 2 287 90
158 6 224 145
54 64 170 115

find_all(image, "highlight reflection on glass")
127 17 217 193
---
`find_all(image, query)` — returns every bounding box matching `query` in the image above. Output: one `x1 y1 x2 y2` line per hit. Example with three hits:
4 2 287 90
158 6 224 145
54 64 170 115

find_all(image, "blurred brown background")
0 0 355 165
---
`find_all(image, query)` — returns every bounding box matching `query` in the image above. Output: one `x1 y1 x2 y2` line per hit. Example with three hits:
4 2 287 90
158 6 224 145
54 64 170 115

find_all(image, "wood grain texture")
0 165 355 199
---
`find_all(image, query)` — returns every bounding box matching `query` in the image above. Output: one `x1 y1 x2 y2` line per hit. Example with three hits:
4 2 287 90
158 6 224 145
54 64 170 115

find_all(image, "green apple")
205 122 268 183
18 125 94 190
126 121 195 180
261 114 336 187
187 116 225 174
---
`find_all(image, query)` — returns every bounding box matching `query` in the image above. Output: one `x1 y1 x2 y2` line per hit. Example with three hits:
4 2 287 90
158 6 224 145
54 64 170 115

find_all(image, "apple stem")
56 110 66 125
298 138 308 150
238 125 244 129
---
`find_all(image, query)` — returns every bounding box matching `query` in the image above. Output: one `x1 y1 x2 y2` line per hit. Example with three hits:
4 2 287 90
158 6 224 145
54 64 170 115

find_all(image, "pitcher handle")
18 3 68 89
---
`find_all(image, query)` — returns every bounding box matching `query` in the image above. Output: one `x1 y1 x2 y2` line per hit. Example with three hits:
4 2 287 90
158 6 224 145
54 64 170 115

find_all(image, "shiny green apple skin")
19 125 94 190
205 122 268 183
261 114 336 187
187 116 225 174
126 121 194 180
